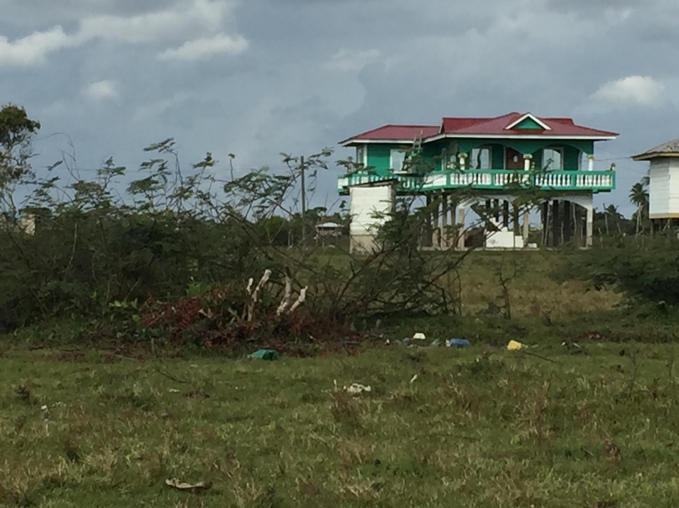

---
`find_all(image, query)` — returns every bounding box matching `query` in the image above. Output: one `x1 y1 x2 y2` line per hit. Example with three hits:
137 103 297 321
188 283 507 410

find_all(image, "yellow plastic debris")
507 340 524 351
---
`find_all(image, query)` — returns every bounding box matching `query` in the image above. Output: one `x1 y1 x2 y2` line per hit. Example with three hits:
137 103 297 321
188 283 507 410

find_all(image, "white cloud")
78 0 232 44
0 0 245 67
84 80 119 101
158 33 248 61
325 49 382 74
593 75 665 106
0 27 74 66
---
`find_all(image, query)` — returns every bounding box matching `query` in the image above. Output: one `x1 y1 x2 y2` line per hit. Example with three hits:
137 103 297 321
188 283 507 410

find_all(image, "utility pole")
300 155 306 250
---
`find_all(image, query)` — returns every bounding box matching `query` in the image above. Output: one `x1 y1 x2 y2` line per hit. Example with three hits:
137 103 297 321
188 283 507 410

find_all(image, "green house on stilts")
338 112 618 252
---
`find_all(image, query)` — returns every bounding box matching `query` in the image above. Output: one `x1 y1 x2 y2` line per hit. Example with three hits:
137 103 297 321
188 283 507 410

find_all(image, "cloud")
158 33 248 61
0 0 245 67
77 0 232 44
0 26 74 66
84 80 119 101
324 49 382 74
593 75 665 106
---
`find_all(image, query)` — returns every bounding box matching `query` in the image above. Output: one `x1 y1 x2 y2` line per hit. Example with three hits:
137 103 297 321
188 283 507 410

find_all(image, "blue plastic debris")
248 349 280 360
447 338 471 347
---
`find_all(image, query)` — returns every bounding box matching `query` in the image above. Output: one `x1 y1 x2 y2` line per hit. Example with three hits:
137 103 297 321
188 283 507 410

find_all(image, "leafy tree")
0 104 41 214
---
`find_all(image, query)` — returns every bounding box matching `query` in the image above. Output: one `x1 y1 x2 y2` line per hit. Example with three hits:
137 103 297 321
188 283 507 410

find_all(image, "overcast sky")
1 0 677 215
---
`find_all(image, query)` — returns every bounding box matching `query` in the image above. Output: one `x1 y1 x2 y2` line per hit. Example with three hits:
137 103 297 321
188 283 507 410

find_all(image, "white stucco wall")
349 184 395 253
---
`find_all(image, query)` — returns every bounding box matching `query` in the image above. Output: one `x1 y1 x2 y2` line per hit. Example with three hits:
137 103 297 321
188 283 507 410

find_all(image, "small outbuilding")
632 138 679 225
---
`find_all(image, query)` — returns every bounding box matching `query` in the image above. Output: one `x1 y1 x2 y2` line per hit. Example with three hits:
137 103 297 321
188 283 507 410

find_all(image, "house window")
542 147 563 171
390 148 406 172
469 147 492 170
356 146 366 166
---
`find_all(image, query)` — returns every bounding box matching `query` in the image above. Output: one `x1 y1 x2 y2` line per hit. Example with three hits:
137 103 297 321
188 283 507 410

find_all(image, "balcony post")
458 153 467 170
523 154 532 171
587 154 595 171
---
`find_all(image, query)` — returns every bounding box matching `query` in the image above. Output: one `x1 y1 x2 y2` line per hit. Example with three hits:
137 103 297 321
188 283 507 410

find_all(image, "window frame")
390 147 407 172
469 146 492 170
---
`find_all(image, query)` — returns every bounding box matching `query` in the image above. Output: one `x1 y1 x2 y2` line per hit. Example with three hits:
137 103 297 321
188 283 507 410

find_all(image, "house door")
505 148 524 170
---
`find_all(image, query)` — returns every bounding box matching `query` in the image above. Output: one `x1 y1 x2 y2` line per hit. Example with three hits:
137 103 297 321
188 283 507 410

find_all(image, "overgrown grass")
1 344 678 507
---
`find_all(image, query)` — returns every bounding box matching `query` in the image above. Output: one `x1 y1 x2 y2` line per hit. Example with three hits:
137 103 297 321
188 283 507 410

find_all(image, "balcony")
337 169 615 195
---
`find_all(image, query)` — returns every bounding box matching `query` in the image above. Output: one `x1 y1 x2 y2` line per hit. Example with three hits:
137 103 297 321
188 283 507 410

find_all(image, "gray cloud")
0 0 674 215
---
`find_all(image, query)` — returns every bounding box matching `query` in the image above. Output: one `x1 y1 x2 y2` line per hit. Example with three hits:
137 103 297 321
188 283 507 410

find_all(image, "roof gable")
505 113 551 131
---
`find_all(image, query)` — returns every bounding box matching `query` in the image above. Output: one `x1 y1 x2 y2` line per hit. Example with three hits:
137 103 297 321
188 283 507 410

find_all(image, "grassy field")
2 343 679 507
1 250 677 507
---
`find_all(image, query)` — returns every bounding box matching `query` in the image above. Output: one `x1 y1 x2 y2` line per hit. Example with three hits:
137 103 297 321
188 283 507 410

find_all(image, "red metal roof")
341 124 439 144
342 113 618 145
440 112 618 137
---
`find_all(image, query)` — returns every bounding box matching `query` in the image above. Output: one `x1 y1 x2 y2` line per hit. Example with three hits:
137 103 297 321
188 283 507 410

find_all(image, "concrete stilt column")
563 200 572 243
457 207 465 249
586 206 594 247
522 210 530 242
425 194 432 247
433 199 440 248
552 200 561 247
441 194 448 249
541 202 550 246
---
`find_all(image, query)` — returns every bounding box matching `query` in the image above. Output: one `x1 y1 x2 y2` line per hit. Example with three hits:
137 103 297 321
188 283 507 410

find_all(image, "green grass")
2 344 679 507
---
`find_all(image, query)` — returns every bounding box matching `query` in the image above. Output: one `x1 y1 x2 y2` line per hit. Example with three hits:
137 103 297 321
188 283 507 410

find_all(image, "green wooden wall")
362 138 594 173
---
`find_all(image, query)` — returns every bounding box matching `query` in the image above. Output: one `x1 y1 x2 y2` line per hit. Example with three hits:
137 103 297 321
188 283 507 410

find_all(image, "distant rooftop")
632 138 679 161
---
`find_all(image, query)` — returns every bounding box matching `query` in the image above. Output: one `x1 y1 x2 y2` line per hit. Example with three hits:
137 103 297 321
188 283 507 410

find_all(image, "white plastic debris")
409 374 418 384
344 383 372 395
412 332 427 341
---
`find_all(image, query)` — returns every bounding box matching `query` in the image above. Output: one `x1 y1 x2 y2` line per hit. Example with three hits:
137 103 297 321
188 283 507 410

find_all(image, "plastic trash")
248 349 280 360
506 340 524 351
344 383 371 395
447 338 471 347
412 332 426 340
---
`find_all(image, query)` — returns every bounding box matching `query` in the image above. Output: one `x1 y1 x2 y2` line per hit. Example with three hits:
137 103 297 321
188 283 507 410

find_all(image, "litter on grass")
165 478 213 492
344 383 372 395
447 338 471 347
248 349 280 360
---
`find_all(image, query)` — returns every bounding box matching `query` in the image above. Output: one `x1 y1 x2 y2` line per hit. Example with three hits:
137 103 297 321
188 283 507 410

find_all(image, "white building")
632 138 679 222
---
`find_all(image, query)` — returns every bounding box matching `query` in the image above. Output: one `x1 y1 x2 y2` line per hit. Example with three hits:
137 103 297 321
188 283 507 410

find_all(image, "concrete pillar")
457 207 465 249
541 201 550 246
586 206 594 247
433 199 440 248
441 194 448 249
563 200 572 243
503 201 510 229
588 154 595 171
512 204 520 236
425 194 432 247
523 154 532 171
522 210 530 242
552 200 561 247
